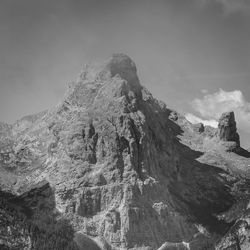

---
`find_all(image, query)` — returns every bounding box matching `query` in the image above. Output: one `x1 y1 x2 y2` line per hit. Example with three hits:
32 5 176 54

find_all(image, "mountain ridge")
1 54 250 250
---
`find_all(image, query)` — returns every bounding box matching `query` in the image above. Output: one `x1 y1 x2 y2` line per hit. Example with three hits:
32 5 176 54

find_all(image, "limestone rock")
169 111 178 121
218 111 240 147
1 54 250 250
193 123 205 133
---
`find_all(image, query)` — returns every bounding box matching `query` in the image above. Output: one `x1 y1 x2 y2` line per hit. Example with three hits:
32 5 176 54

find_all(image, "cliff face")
0 181 78 250
218 111 240 148
1 54 250 250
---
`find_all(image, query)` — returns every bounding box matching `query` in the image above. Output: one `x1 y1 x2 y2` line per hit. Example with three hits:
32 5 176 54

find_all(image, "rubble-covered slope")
1 54 250 250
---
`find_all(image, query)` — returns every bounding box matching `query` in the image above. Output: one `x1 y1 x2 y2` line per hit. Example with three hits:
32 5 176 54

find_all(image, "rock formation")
218 111 240 147
1 54 250 250
193 123 205 133
0 181 78 250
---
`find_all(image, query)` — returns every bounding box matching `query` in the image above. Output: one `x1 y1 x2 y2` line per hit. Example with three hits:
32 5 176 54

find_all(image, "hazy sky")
0 0 250 147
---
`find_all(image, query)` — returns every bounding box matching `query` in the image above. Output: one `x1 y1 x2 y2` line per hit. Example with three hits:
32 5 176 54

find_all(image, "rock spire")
218 111 240 147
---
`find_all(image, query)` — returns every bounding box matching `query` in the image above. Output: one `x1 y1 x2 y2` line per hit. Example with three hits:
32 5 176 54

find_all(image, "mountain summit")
1 54 250 250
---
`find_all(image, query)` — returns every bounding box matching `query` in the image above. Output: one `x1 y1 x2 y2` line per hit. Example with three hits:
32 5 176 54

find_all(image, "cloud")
217 0 250 15
192 89 245 119
187 89 250 132
185 113 218 127
201 89 208 94
193 0 250 16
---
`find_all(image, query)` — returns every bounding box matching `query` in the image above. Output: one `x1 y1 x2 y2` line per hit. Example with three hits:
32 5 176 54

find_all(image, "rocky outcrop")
193 123 205 133
1 54 250 250
216 195 250 250
218 111 240 147
169 111 178 121
0 181 78 250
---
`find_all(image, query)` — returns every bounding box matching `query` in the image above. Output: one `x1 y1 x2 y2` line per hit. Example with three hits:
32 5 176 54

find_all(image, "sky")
0 0 250 147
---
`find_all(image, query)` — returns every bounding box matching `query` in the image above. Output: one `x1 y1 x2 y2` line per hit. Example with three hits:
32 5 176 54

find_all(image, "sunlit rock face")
1 54 250 250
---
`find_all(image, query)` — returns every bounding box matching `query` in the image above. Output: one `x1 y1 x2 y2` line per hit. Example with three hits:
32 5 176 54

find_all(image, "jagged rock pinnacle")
79 53 140 85
66 53 142 109
105 53 138 82
218 111 240 147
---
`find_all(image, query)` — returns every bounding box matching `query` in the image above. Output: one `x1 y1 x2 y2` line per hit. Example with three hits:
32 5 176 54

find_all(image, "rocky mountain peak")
101 53 142 95
64 53 142 110
218 111 240 147
2 54 250 250
105 53 138 82
78 53 139 85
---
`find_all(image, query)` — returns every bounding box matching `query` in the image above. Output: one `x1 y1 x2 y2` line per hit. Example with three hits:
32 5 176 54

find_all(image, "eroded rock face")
105 53 138 84
1 54 250 250
0 182 78 250
218 111 240 147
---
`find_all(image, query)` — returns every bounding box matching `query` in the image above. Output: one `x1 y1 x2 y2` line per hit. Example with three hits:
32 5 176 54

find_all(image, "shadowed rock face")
1 54 250 250
105 53 138 83
0 182 78 250
218 111 240 147
193 123 205 133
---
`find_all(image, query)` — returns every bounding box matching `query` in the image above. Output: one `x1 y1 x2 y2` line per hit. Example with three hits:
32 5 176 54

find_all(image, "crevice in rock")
128 118 142 179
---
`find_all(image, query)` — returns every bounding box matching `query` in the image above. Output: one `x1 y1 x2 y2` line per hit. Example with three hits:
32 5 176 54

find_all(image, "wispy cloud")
186 89 250 132
217 0 250 15
185 113 218 127
194 0 250 16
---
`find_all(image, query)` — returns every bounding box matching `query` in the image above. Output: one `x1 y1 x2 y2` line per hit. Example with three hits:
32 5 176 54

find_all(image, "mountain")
1 53 250 250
